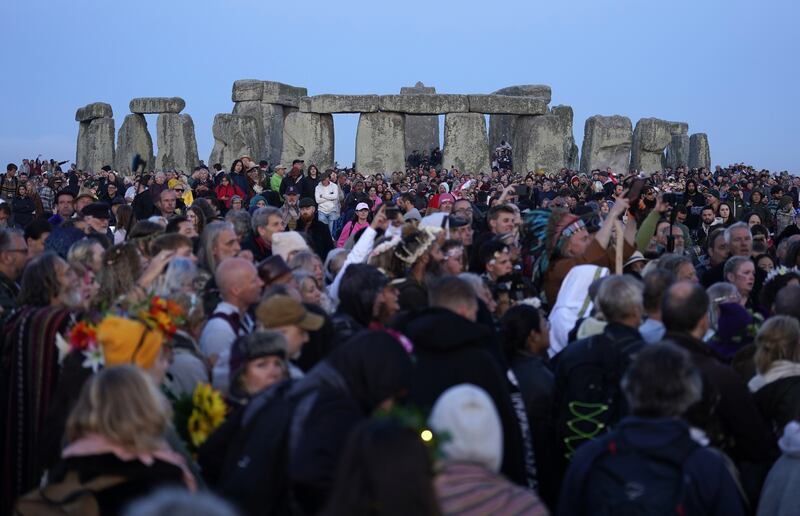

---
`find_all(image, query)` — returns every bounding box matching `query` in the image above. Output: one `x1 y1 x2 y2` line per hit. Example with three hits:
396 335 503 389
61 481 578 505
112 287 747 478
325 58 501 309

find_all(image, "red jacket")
214 184 245 209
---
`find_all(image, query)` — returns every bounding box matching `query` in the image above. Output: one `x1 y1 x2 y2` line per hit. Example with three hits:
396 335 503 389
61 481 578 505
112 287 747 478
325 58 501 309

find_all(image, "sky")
1 0 798 172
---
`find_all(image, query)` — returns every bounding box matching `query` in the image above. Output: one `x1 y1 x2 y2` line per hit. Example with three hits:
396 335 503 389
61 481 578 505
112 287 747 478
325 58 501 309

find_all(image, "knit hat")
272 231 310 261
708 302 756 360
403 208 422 223
229 330 288 398
428 384 503 473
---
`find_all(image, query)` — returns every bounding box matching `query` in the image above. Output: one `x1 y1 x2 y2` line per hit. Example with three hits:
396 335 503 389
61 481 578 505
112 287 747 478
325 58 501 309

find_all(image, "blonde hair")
754 315 800 374
67 365 171 453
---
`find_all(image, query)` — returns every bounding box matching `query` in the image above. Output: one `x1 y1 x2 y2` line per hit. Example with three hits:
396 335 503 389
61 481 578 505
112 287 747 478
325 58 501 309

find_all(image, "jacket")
315 182 340 216
757 421 800 516
748 361 800 440
299 217 334 261
558 417 746 516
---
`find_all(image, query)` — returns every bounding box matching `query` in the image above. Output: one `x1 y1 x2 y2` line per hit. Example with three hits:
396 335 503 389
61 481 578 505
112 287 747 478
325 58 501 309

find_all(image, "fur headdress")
525 209 586 279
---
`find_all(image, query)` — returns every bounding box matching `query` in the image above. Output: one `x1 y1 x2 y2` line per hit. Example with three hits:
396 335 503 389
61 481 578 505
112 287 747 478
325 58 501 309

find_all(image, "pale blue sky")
1 0 798 172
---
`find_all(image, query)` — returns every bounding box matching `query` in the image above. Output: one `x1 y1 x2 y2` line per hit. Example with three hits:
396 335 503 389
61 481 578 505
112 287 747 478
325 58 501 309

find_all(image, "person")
699 228 730 286
558 343 746 516
331 263 399 344
199 257 263 392
323 419 441 516
553 274 645 461
757 421 800 516
256 294 325 379
48 189 76 226
227 330 289 404
396 276 529 487
547 264 609 357
315 170 340 234
12 183 36 228
280 185 302 230
81 202 112 238
661 281 778 503
298 197 334 261
21 366 196 515
639 268 675 343
0 228 27 320
336 202 370 248
748 315 800 439
1 162 19 202
214 174 244 212
156 188 179 218
241 206 283 262
724 255 757 307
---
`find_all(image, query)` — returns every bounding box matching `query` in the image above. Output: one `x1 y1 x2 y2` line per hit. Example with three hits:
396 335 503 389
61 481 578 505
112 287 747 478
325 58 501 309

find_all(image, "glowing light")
420 429 433 442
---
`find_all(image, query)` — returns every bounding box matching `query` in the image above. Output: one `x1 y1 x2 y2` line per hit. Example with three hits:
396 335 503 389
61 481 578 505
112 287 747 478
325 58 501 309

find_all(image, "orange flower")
69 321 97 351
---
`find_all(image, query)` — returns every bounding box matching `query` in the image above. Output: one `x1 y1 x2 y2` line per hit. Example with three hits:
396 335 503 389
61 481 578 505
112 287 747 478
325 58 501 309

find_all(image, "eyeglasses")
175 189 184 193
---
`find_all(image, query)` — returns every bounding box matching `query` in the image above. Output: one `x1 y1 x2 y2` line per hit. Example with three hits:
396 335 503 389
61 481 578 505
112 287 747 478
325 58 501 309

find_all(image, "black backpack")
556 334 642 460
580 430 698 516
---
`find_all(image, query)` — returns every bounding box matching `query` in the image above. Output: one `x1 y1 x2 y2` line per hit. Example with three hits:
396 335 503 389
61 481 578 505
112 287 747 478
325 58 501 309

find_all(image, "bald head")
215 257 265 310
662 281 709 337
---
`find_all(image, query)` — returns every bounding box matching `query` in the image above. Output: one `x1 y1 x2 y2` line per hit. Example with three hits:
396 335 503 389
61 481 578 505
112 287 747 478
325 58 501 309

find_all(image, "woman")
113 204 136 244
306 165 321 194
38 366 195 516
724 255 756 308
756 254 776 274
749 316 800 439
186 204 207 236
246 167 264 198
367 186 382 210
657 253 698 283
230 195 244 212
214 175 244 212
746 212 764 228
12 183 36 228
95 243 174 308
336 202 371 248
191 167 215 200
323 419 441 516
249 194 267 212
295 271 323 306
228 331 289 404
717 202 734 226
67 238 105 275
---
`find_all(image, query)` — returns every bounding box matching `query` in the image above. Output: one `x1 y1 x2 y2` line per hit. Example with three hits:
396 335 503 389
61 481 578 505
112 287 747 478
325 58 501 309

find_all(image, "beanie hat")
428 384 503 472
229 330 288 398
271 231 310 261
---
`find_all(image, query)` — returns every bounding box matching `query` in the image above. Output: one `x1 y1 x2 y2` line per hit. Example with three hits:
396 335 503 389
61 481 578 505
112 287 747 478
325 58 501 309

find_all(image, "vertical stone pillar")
115 114 153 175
442 113 490 173
487 85 552 151
513 115 567 175
355 112 406 175
630 118 672 174
280 112 334 170
579 115 633 175
665 134 690 169
209 114 262 169
689 133 711 169
551 105 579 171
155 113 199 172
75 102 115 173
400 82 440 158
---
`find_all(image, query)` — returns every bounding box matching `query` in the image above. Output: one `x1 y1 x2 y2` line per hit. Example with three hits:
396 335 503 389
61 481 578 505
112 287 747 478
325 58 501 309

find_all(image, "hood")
779 421 800 457
403 307 491 352
616 416 695 450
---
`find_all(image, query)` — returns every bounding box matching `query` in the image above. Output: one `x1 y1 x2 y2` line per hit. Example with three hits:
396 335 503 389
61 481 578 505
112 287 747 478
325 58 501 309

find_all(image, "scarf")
748 360 800 392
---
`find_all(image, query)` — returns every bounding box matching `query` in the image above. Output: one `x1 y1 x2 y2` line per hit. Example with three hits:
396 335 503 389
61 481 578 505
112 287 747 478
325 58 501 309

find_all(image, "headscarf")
548 265 609 357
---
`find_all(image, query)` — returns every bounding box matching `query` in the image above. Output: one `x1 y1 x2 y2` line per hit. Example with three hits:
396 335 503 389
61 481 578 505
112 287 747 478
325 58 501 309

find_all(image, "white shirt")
315 182 340 215
199 301 254 393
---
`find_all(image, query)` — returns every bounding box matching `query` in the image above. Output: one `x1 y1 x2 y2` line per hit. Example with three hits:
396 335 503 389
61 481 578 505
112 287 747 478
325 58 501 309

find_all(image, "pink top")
336 221 370 248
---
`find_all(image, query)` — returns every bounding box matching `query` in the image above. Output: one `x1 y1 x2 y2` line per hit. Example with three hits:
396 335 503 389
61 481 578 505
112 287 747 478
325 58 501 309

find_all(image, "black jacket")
752 374 800 440
397 307 528 487
299 217 334 261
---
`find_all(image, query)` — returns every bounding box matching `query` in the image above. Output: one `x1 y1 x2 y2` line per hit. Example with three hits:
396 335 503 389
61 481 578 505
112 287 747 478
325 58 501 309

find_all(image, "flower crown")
764 265 800 286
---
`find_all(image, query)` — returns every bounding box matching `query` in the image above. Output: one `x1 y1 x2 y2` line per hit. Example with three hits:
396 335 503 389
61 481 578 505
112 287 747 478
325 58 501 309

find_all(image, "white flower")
55 333 71 364
520 297 542 309
81 344 105 373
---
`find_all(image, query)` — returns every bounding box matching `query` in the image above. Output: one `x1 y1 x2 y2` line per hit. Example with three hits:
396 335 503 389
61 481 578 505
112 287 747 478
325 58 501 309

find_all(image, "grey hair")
622 342 702 418
457 272 487 295
0 227 24 252
596 274 643 322
723 255 751 278
198 221 235 273
155 257 198 297
66 238 99 269
323 248 348 285
251 206 281 232
724 222 750 244
656 253 693 277
123 488 237 516
224 209 251 238
705 282 741 330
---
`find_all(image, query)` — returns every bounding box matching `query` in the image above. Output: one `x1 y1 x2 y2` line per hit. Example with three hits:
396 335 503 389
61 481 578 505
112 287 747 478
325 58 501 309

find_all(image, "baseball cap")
285 185 300 196
356 202 369 211
256 295 324 331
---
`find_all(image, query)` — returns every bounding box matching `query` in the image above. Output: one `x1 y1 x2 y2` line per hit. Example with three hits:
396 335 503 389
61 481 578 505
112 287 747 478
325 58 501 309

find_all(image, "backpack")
580 430 698 516
556 334 642 460
15 471 125 516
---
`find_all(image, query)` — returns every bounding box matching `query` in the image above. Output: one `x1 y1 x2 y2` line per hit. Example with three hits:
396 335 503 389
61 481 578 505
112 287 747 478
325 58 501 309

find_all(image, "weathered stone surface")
400 82 439 156
209 114 261 170
488 85 550 153
668 121 689 135
262 81 308 107
379 94 469 114
115 114 153 174
280 112 334 170
232 80 264 102
513 115 567 174
689 133 711 169
355 112 406 175
551 105 579 171
299 95 380 114
76 118 115 172
631 118 673 173
232 101 267 162
155 113 199 172
492 85 552 104
75 102 112 122
129 97 185 114
468 95 548 115
580 115 633 175
665 134 690 169
442 113 490 173
262 103 286 166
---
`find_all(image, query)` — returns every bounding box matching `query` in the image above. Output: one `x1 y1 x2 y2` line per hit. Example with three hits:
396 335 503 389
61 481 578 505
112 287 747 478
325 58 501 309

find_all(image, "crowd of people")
1 152 800 516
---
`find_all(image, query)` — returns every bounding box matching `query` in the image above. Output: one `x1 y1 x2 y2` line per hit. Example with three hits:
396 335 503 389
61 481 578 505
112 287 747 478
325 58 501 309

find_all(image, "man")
662 281 777 500
1 163 19 202
693 205 721 250
397 192 415 215
479 239 513 300
553 275 645 462
150 233 196 261
397 276 529 487
639 268 675 344
242 206 284 262
132 174 156 220
270 165 286 199
23 219 51 258
48 190 75 227
80 202 111 238
256 294 324 379
298 198 334 261
156 188 179 218
314 171 340 234
150 171 167 199
440 239 465 276
198 221 242 275
469 204 516 272
0 228 28 319
279 159 307 199
699 229 730 286
165 215 198 239
559 343 746 516
281 186 301 230
200 257 263 392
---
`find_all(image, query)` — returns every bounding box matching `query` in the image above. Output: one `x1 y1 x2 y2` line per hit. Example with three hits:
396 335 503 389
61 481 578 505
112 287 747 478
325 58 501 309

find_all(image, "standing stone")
76 117 115 173
580 115 633 175
551 105 579 171
280 112 334 170
209 114 261 170
232 100 267 161
689 133 711 169
400 82 440 157
488 85 551 152
442 113 490 173
630 118 673 173
262 102 286 167
664 134 690 170
155 113 199 172
75 102 113 122
513 115 567 175
115 114 154 174
355 112 406 175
